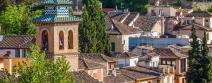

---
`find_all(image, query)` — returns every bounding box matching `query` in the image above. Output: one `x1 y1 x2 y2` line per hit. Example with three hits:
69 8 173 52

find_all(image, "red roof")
103 8 114 13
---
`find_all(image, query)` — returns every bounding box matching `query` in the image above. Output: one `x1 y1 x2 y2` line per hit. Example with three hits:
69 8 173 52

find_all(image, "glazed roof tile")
33 15 81 23
41 0 72 4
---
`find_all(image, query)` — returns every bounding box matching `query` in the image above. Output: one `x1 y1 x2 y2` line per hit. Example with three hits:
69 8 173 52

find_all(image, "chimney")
202 17 205 27
210 18 212 28
111 24 114 31
0 35 3 41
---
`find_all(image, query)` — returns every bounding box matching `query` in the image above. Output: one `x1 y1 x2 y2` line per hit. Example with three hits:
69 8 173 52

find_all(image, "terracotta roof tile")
110 52 139 59
104 74 134 83
104 66 161 83
174 24 212 33
186 11 211 17
154 47 188 59
111 20 141 35
79 58 105 70
134 16 161 31
0 35 35 49
105 12 141 35
72 71 100 83
154 48 177 59
79 53 116 63
123 12 138 25
121 66 161 80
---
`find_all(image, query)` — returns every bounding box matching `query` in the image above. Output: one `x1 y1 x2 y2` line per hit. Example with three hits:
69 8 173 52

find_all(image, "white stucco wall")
141 81 148 83
138 56 160 67
117 57 138 67
162 75 174 83
150 56 160 67
122 33 141 52
129 58 138 66
208 32 212 44
148 6 177 17
0 49 25 58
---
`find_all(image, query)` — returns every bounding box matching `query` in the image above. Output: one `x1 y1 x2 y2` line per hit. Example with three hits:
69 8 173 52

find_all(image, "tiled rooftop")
41 0 72 4
134 16 161 32
186 11 212 17
33 15 81 23
72 71 100 83
110 52 139 59
0 35 35 49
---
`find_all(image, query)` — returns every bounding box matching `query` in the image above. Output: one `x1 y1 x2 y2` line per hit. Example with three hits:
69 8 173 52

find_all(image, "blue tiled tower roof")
33 0 81 23
41 0 72 4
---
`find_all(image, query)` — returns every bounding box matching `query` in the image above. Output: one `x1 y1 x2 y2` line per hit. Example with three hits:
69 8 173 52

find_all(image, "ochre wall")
35 22 80 55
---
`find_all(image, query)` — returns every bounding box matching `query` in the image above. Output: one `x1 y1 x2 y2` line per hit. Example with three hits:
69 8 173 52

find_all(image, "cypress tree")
186 25 212 83
79 6 97 53
201 32 212 82
186 24 202 83
79 0 111 54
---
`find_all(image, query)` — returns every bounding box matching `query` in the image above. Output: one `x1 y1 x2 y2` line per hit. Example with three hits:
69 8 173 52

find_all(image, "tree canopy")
79 0 111 54
208 6 212 13
186 24 212 83
99 0 149 13
0 4 42 35
0 44 75 83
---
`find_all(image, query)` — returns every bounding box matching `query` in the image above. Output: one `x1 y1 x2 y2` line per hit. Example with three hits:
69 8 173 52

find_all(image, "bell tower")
33 0 81 56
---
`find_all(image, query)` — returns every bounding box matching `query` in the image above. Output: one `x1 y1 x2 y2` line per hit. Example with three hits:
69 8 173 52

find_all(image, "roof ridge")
81 58 89 69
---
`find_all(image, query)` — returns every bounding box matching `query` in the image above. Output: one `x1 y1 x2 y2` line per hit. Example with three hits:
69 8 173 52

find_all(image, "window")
167 60 171 65
59 31 64 50
153 62 155 67
151 10 156 16
15 49 20 57
118 64 125 68
182 78 185 83
162 60 166 64
42 30 49 51
111 42 115 51
181 59 186 73
68 30 73 49
205 20 209 22
172 60 176 66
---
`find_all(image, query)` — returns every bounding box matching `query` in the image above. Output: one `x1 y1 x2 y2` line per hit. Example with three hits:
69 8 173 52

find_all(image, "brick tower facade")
33 0 81 56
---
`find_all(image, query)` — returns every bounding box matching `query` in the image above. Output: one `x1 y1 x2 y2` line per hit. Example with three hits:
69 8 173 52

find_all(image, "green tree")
186 24 212 82
0 0 15 11
0 4 42 35
16 44 75 83
79 0 111 54
186 24 203 83
208 6 212 13
201 32 212 82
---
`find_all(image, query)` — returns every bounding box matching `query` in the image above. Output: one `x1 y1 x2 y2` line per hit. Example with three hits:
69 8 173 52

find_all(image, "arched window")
42 30 48 51
68 30 73 49
59 31 64 50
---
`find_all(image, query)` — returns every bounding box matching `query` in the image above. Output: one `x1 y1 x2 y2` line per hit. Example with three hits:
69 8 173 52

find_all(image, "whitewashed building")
0 35 34 58
110 52 139 68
